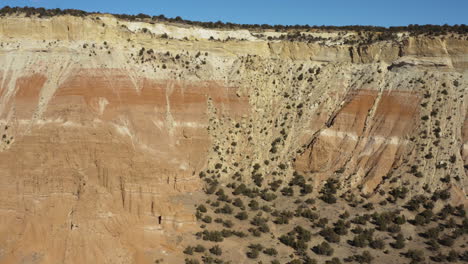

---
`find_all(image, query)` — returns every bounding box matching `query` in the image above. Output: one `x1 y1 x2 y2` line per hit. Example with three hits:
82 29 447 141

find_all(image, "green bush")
202 215 212 223
183 246 194 255
281 187 294 196
235 211 248 220
320 227 340 243
222 220 234 228
261 192 277 201
202 231 224 242
438 235 455 247
246 244 264 259
263 248 278 256
333 219 349 235
346 251 373 263
197 204 207 213
215 204 233 214
404 249 425 262
209 245 222 256
370 238 385 249
233 198 244 208
194 245 205 253
184 258 199 264
312 241 334 256
391 233 405 249
248 200 259 210
325 258 341 264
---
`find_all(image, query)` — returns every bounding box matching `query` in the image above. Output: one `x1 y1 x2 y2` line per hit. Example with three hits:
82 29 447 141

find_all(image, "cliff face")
0 14 466 263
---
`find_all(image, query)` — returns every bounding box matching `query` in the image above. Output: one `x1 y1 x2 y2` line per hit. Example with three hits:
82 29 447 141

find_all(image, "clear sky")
1 0 467 27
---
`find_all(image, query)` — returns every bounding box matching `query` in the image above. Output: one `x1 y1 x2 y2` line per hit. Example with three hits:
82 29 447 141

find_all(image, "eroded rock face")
0 14 466 263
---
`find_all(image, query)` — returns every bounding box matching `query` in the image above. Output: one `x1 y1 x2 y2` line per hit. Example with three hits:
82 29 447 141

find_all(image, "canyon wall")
0 14 466 263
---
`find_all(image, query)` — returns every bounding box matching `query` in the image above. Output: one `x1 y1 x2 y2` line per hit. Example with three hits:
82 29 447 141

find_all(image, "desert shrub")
248 200 259 210
194 245 205 252
205 184 218 195
235 211 248 220
197 204 207 213
412 209 434 225
325 258 341 264
232 231 247 238
183 246 194 255
394 215 406 225
405 197 423 211
216 189 231 202
350 229 374 248
281 187 294 196
460 251 468 262
363 202 374 210
312 241 334 256
432 189 451 201
346 251 373 263
302 256 318 264
446 250 459 262
316 217 329 228
223 219 234 228
391 233 405 249
340 211 350 219
389 186 409 201
215 204 233 214
263 248 278 256
352 234 369 247
426 239 440 251
438 204 456 219
301 209 319 221
352 214 370 225
319 179 338 204
252 173 263 187
209 245 222 256
221 229 233 238
246 244 263 259
295 226 312 242
387 224 401 233
290 172 306 186
258 223 270 233
185 258 199 264
273 210 294 224
370 238 385 249
279 233 295 247
233 198 244 208
250 216 268 227
202 215 212 223
321 193 337 204
300 184 313 195
372 211 399 231
403 249 425 263
269 180 282 191
438 235 455 247
202 231 224 242
423 227 441 239
333 219 349 235
261 192 277 201
278 227 310 252
320 227 340 243
232 184 248 196
455 205 466 217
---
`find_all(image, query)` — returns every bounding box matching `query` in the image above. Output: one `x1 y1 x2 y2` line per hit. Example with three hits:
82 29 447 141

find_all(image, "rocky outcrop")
0 13 466 264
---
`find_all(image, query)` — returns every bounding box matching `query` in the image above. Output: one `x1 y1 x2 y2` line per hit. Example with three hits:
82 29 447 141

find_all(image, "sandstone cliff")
0 13 466 264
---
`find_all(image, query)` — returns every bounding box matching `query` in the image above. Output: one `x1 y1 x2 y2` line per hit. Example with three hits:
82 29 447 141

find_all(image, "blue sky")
1 0 466 27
